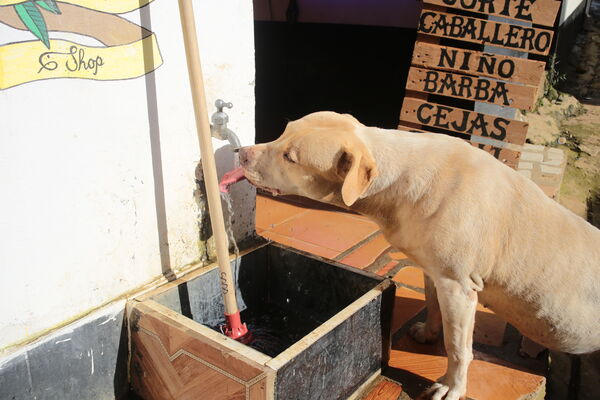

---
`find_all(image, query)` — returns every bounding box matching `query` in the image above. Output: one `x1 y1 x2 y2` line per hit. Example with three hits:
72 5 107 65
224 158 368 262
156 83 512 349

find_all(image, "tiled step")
362 380 403 400
337 233 391 269
388 334 546 400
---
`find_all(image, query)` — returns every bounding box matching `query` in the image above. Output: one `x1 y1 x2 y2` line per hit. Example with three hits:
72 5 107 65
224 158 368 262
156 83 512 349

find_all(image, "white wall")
560 0 586 23
0 0 255 351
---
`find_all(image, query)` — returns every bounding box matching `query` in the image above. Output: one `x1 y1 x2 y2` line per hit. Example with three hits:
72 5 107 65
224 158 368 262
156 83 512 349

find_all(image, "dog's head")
239 111 378 207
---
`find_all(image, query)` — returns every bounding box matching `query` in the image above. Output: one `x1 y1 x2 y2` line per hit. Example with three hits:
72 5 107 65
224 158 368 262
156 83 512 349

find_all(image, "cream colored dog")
236 111 600 399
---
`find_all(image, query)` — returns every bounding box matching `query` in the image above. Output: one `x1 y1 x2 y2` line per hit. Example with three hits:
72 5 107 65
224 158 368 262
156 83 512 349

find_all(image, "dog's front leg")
410 273 443 343
423 277 477 400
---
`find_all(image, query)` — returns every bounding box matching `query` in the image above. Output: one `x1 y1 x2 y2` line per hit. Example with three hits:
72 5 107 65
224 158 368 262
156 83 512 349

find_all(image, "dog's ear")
336 147 377 206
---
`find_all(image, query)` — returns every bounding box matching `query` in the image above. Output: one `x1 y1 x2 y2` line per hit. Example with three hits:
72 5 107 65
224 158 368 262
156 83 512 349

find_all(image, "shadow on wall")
140 5 173 280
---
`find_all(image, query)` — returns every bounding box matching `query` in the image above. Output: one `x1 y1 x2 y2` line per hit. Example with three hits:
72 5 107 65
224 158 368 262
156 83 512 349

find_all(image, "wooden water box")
128 243 395 400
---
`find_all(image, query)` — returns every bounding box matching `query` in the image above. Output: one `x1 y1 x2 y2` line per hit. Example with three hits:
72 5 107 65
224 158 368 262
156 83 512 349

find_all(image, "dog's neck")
357 128 442 199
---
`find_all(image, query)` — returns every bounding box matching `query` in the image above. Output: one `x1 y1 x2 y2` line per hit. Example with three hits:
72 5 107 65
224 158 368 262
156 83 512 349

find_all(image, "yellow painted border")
0 0 154 14
0 33 163 89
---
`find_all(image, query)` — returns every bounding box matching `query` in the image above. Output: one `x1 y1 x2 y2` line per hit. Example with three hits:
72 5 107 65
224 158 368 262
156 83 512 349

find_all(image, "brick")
517 161 534 170
546 147 564 159
523 143 545 152
520 152 544 162
540 165 563 175
518 170 533 179
541 158 563 167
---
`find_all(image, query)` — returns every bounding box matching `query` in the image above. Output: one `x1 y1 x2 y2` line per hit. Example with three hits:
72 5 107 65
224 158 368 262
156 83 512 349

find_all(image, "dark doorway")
254 21 417 143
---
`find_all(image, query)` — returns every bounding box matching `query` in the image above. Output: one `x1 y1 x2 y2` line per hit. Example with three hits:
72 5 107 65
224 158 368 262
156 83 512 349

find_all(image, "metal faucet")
210 99 241 151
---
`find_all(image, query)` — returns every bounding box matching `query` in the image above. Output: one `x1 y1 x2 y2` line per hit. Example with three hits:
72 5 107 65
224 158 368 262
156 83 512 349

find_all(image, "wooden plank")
400 97 528 145
472 143 521 168
411 42 545 86
406 66 538 110
396 123 521 168
398 122 426 132
129 300 270 400
363 380 403 400
418 9 554 56
422 0 561 27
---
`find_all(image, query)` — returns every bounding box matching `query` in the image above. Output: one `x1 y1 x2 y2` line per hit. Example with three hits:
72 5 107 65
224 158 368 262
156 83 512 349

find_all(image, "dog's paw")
421 382 465 400
409 321 439 343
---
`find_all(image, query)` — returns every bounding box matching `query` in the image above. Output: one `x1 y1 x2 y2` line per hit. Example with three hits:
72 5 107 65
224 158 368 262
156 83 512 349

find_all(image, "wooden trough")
128 243 394 400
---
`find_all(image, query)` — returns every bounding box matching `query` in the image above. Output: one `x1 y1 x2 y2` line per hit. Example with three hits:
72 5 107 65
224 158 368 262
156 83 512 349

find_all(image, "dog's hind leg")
423 277 478 400
410 273 443 343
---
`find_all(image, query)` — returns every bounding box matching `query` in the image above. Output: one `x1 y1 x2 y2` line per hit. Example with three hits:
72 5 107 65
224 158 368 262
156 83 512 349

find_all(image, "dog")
230 111 600 399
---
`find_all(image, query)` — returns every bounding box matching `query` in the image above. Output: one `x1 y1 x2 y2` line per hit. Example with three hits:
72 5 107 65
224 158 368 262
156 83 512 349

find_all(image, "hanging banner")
0 1 163 90
0 0 154 14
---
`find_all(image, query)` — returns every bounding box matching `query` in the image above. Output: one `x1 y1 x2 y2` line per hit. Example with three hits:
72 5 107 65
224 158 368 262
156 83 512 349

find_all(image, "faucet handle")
215 99 233 112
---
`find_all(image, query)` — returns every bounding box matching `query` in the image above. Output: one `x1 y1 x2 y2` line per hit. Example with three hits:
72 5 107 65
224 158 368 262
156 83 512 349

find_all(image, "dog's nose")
238 147 250 166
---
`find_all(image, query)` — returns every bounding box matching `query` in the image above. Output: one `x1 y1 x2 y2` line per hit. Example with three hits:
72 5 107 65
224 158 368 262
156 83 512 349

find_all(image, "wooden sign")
423 0 561 27
418 9 555 55
397 121 522 168
406 67 538 110
472 143 521 168
398 0 563 168
412 42 545 86
400 97 528 145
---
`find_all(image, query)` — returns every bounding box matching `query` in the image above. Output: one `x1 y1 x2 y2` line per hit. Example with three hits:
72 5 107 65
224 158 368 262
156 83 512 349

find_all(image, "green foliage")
35 0 61 14
12 0 61 49
543 53 566 102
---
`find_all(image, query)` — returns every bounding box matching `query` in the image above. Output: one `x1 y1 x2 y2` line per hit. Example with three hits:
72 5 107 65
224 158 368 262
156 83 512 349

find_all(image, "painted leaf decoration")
13 2 50 49
36 0 61 14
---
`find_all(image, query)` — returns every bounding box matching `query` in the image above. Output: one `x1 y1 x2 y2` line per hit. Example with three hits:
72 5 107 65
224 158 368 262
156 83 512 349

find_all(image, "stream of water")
220 192 240 271
216 192 295 357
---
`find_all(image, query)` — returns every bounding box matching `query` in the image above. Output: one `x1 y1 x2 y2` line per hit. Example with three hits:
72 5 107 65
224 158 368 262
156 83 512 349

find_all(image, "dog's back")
359 128 600 354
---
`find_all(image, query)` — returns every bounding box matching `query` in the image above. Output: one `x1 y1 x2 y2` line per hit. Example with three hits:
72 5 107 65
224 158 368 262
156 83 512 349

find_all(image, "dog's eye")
283 152 296 163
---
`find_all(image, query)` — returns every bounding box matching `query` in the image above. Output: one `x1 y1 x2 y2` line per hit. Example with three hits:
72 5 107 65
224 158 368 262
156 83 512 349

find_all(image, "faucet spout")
210 99 241 151
224 128 241 151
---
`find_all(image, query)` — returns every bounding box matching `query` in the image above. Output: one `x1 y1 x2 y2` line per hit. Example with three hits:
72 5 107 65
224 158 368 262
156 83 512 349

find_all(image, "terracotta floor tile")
339 233 392 269
393 266 425 289
363 380 403 400
473 304 507 347
259 230 339 260
255 195 307 231
377 260 399 276
270 209 379 253
388 250 408 261
520 336 546 358
390 334 545 399
392 287 426 334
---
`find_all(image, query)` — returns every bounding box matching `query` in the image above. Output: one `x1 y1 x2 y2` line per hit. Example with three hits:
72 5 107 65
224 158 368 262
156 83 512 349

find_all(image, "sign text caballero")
418 9 554 55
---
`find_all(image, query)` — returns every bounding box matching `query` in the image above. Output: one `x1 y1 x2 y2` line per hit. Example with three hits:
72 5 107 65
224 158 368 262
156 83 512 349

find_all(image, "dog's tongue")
219 167 247 193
